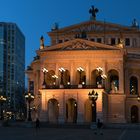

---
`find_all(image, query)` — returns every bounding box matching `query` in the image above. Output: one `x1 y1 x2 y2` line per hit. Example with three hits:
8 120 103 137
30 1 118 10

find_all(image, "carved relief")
62 41 92 50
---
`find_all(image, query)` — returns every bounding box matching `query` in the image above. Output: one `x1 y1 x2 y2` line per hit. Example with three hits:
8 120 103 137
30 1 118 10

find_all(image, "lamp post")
59 67 65 88
25 92 34 121
77 67 84 88
96 67 107 88
88 90 98 122
42 68 48 89
0 95 6 120
52 75 58 87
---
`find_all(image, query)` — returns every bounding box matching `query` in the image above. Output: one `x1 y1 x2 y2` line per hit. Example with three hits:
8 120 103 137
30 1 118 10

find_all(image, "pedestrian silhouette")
94 119 103 135
35 118 40 129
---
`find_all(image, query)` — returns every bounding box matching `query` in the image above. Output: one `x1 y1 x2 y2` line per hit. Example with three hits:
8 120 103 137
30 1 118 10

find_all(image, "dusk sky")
0 0 140 68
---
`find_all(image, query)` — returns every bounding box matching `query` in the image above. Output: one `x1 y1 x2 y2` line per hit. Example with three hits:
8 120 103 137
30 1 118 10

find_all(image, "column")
119 61 124 93
86 61 90 85
70 61 74 85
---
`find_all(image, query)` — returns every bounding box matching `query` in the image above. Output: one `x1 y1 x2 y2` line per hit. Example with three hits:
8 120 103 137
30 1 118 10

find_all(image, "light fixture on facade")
137 96 140 102
42 68 48 73
67 82 70 85
59 67 65 72
96 67 107 88
82 81 85 85
101 74 107 79
52 75 58 79
52 75 58 87
77 67 84 72
96 67 103 72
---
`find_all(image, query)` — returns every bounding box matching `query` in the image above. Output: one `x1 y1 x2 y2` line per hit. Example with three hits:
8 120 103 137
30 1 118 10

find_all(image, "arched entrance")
131 105 139 123
48 98 59 123
66 98 77 123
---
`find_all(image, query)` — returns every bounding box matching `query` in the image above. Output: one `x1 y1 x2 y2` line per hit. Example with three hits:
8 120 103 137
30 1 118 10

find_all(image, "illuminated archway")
48 98 59 123
66 98 77 123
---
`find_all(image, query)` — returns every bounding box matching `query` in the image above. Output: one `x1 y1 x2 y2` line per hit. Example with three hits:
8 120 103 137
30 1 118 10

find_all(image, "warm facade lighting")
77 67 84 72
59 67 65 72
52 75 58 79
42 68 48 73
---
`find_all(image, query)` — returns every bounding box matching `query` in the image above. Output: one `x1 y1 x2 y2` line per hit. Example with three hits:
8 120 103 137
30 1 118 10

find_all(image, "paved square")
1 126 138 140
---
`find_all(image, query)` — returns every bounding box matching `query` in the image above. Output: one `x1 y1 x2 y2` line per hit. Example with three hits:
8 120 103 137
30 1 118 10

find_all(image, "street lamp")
25 92 34 121
77 67 84 88
42 68 48 89
88 90 98 122
0 95 6 120
52 75 58 87
96 67 107 88
59 67 65 88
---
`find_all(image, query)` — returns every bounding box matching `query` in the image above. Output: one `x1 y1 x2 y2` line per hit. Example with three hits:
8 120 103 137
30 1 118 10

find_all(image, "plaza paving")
0 125 140 140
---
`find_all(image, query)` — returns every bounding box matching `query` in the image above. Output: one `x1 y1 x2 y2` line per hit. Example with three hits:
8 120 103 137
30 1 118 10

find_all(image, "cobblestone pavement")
0 127 140 140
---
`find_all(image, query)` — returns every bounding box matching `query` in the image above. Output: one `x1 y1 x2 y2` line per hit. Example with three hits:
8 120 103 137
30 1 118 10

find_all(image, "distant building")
26 17 140 124
0 22 25 118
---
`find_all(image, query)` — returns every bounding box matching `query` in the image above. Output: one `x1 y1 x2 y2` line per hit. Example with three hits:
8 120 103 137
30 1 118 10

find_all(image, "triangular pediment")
42 38 121 51
48 20 137 36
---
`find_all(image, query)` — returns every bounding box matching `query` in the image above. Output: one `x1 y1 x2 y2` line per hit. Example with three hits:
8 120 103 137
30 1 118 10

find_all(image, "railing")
43 85 105 89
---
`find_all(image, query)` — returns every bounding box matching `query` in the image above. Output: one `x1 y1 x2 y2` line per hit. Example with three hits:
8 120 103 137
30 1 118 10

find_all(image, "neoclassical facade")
26 19 140 124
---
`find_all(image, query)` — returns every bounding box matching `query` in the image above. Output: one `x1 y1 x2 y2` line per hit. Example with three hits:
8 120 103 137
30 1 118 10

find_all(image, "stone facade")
26 20 140 124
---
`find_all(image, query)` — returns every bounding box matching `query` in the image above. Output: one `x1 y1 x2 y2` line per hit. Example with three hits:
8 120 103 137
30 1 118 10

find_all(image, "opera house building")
26 15 140 124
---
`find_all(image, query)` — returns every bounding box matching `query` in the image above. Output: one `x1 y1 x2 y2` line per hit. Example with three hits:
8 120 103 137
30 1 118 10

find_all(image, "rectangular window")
90 38 95 42
125 38 130 46
58 40 63 43
111 38 116 45
97 38 102 43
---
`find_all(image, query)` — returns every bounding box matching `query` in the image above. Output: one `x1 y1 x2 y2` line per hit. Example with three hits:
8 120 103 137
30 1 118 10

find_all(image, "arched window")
91 69 105 88
107 69 119 92
130 76 138 95
46 70 55 87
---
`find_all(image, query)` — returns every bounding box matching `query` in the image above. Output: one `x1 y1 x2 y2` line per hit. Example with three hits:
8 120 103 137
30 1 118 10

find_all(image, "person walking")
35 118 40 130
94 119 103 135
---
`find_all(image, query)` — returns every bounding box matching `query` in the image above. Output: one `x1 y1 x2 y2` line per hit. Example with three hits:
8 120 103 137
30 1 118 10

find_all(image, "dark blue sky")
0 0 140 67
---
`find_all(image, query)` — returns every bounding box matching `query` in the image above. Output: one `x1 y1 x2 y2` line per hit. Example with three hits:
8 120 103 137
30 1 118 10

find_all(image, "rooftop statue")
89 5 99 20
40 36 44 49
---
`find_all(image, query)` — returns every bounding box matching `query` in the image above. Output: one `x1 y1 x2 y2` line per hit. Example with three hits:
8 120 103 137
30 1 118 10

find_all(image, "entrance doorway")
66 98 77 123
131 105 139 123
48 98 59 123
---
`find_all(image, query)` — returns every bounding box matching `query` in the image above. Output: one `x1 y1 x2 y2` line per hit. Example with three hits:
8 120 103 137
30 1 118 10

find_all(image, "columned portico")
38 89 103 123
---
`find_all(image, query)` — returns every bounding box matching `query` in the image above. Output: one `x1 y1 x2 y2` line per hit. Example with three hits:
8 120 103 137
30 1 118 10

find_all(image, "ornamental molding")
62 41 92 50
